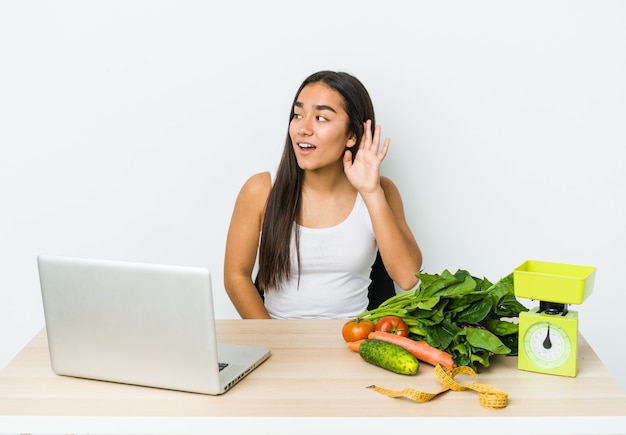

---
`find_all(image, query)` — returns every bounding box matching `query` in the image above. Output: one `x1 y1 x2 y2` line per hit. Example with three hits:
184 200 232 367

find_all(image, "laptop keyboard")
218 362 229 371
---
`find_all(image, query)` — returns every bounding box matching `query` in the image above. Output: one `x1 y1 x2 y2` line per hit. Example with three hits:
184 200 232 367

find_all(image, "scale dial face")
523 321 572 369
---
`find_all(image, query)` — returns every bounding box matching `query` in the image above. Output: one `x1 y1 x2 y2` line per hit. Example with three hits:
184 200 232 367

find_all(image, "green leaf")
445 293 484 315
450 342 471 367
495 294 529 317
462 328 511 355
426 319 461 349
484 318 519 336
416 270 460 299
436 276 478 299
455 298 493 324
500 334 520 356
416 296 442 310
453 269 472 281
470 350 492 369
485 273 515 305
473 276 493 292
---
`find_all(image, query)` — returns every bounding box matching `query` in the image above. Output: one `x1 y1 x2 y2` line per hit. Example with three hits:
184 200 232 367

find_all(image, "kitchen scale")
513 260 596 377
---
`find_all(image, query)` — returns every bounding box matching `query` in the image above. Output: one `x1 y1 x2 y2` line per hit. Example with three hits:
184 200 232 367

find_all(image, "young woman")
224 71 422 319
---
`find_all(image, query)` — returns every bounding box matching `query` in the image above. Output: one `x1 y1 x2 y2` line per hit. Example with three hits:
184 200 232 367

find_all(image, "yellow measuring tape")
367 364 508 409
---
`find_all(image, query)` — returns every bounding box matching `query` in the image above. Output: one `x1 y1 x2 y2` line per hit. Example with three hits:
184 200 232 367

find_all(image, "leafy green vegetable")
358 270 529 371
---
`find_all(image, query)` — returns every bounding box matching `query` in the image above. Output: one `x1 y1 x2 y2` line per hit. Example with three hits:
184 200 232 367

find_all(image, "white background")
1 1 625 392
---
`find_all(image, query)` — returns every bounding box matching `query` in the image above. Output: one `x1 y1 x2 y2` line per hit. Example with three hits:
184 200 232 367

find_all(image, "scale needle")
543 325 552 349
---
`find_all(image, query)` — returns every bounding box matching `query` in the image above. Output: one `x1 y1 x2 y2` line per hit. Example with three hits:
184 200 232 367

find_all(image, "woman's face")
289 82 357 172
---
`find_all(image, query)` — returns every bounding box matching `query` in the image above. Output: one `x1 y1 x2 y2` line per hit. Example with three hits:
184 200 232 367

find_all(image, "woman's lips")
297 143 316 154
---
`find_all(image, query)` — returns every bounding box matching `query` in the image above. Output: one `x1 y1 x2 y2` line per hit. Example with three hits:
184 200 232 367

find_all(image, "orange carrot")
368 331 455 370
346 339 365 352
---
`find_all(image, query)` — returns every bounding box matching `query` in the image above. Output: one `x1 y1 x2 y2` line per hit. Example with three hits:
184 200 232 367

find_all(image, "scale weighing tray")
513 260 596 305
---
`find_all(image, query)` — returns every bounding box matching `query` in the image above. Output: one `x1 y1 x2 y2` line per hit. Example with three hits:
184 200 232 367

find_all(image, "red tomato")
342 318 375 343
375 315 410 337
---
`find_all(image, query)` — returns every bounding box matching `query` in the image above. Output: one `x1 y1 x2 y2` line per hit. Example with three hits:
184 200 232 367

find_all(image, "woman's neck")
301 164 353 194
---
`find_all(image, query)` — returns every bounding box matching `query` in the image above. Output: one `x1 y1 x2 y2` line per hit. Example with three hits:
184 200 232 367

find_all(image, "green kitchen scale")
513 260 596 377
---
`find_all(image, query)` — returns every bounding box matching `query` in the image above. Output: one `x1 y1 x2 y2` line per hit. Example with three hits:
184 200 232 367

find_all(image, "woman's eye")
293 113 303 119
316 115 328 121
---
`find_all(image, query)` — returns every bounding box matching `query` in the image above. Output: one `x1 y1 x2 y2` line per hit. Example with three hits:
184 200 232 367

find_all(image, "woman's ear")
346 132 357 149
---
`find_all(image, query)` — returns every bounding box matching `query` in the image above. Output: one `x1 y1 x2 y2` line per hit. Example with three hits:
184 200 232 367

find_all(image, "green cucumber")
358 339 419 375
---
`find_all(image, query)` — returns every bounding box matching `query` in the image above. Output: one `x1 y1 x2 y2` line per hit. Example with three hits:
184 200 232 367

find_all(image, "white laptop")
37 255 271 395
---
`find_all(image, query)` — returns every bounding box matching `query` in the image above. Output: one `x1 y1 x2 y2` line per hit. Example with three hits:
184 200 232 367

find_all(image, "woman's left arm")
361 177 422 290
344 120 422 289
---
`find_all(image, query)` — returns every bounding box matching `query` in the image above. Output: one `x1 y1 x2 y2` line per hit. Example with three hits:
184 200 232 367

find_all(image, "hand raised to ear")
344 120 390 194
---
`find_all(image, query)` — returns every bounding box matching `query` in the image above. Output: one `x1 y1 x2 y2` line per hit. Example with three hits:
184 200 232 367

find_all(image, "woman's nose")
298 117 313 136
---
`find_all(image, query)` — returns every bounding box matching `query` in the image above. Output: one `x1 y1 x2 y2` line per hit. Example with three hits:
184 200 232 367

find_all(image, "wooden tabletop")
1 319 625 434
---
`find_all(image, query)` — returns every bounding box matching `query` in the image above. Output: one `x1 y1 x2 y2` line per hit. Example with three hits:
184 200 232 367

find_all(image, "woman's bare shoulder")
380 176 407 210
243 171 272 189
380 176 400 194
237 171 272 203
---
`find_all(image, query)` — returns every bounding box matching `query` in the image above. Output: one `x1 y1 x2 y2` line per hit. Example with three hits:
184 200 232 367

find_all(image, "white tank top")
263 194 377 319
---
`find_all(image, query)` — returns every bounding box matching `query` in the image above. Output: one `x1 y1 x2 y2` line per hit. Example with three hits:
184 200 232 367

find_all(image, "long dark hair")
257 71 376 291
